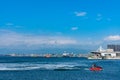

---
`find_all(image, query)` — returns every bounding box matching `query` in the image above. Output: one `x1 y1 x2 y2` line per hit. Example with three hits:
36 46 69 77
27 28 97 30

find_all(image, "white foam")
0 62 88 71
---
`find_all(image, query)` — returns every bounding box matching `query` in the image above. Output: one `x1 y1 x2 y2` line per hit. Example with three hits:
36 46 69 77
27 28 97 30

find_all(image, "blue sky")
0 0 120 53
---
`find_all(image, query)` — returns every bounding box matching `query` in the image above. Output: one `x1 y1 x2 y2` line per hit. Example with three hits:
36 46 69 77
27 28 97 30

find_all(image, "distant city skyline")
0 0 120 53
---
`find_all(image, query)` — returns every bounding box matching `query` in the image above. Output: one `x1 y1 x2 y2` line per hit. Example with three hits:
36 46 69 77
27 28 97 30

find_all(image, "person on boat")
91 64 102 69
92 64 97 68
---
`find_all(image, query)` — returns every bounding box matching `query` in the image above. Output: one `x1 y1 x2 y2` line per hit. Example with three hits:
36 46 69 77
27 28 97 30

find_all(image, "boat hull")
89 67 102 71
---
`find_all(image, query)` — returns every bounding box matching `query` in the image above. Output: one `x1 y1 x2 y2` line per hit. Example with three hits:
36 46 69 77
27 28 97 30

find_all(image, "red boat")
90 64 102 71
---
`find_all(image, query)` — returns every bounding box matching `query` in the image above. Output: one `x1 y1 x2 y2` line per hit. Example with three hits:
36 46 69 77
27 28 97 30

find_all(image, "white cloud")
107 18 111 21
96 14 112 21
0 30 78 47
104 35 120 41
74 11 87 16
0 30 105 49
96 13 103 21
71 27 78 31
96 17 103 21
97 14 102 17
5 23 14 26
3 23 23 29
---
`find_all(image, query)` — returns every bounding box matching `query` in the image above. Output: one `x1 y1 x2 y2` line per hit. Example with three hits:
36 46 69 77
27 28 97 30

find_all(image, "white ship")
88 46 120 59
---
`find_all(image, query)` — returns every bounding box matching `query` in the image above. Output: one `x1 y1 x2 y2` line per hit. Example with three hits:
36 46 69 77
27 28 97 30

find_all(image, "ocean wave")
0 62 89 71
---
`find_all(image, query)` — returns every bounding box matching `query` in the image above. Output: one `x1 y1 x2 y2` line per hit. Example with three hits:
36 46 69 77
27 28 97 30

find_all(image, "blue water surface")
0 57 120 80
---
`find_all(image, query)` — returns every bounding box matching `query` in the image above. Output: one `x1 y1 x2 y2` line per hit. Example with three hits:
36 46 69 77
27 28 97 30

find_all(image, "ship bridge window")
105 54 111 56
116 53 120 56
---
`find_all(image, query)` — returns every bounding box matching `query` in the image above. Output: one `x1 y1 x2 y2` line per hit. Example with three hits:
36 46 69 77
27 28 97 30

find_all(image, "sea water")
0 56 120 80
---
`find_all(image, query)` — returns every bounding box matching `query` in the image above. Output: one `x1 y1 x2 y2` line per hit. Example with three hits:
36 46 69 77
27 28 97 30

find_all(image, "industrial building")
107 44 120 52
